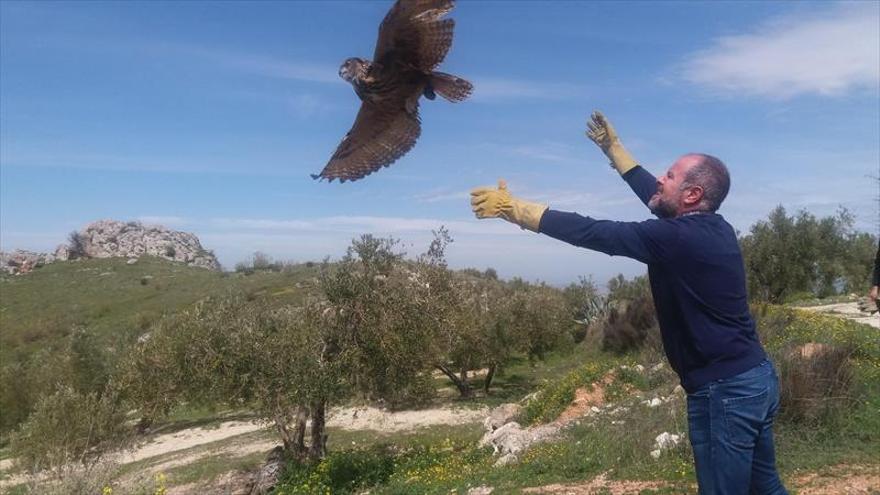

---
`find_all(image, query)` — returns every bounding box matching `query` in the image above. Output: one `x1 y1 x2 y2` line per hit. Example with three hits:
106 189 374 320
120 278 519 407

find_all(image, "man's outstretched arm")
622 166 658 208
586 111 658 209
471 181 675 265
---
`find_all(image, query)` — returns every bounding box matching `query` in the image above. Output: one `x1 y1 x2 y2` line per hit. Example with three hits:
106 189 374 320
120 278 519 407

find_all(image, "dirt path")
0 404 488 491
801 301 879 329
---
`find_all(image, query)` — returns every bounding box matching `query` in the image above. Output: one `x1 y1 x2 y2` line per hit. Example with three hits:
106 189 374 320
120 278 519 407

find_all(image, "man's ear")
684 186 704 206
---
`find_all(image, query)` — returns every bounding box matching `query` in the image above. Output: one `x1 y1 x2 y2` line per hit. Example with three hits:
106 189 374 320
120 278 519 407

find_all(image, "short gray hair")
681 154 730 212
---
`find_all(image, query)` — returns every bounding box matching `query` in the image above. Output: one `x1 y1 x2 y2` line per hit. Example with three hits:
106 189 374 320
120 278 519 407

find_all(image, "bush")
601 295 658 354
10 386 129 474
277 445 396 494
776 343 856 425
67 231 87 260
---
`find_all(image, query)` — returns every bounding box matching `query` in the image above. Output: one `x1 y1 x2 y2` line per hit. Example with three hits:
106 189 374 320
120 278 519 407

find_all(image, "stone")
484 403 523 432
654 432 683 451
0 249 55 275
248 446 285 495
467 486 494 495
73 220 220 270
53 244 70 261
1 219 221 275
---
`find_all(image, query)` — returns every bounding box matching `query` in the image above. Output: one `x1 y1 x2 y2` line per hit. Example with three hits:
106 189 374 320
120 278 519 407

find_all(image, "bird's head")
339 57 368 83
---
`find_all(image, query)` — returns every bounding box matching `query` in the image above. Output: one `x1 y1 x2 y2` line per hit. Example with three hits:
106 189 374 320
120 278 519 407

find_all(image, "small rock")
494 453 518 466
484 403 523 432
590 406 601 414
634 364 645 372
650 363 665 373
650 449 662 459
654 432 683 450
467 486 494 495
127 258 138 265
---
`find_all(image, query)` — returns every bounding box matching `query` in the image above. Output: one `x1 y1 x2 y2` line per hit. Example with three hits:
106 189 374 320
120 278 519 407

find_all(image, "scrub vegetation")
0 206 877 494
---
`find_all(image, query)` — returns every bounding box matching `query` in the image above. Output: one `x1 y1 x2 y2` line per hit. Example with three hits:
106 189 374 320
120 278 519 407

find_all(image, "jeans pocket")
722 387 769 449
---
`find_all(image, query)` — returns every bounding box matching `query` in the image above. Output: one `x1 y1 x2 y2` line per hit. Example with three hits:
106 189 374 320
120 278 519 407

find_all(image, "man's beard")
649 194 677 218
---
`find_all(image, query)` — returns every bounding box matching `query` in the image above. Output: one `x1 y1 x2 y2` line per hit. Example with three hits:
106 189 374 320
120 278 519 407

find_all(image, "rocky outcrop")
1 220 220 275
0 250 58 275
71 220 220 270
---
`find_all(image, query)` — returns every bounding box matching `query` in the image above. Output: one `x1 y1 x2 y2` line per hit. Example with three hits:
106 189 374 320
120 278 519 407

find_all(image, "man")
470 112 787 494
870 239 879 312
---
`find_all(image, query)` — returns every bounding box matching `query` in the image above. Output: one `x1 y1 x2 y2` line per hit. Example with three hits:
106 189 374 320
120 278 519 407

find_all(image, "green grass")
444 344 607 410
271 308 880 494
163 450 266 488
0 257 319 362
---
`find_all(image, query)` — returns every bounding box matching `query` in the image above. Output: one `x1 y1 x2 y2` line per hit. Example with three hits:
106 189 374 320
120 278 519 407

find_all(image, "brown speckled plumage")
313 0 472 183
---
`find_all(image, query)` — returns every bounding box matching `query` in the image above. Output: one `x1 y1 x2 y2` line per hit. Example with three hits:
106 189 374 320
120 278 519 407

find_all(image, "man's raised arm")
586 111 658 208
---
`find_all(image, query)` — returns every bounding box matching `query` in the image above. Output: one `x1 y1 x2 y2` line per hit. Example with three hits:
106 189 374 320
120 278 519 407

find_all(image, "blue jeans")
686 360 788 494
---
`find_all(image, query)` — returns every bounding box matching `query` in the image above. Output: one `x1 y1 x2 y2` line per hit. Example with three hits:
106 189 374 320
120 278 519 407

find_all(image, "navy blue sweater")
538 166 766 392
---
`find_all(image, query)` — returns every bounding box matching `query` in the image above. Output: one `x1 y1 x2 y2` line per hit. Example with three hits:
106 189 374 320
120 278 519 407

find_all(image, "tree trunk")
293 409 307 454
484 364 497 394
437 364 472 398
308 401 328 459
274 407 308 459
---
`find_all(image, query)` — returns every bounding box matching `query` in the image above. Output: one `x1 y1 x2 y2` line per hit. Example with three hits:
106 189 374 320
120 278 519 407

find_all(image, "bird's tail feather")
430 72 473 103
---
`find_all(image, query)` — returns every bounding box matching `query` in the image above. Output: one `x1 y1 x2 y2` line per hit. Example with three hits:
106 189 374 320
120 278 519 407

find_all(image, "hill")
0 256 319 362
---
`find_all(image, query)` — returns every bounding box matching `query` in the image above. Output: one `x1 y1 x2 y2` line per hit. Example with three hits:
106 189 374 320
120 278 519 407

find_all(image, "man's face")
648 156 700 218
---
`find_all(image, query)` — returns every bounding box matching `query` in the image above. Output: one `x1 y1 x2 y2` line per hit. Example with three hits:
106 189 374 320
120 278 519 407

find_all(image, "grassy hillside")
0 257 319 361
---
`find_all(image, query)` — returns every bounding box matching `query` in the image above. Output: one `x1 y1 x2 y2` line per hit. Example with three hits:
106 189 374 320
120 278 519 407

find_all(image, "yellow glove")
470 180 547 232
586 111 638 175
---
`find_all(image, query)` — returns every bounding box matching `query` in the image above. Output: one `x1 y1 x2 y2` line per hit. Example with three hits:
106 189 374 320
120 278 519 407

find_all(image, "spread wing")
373 0 455 71
312 103 421 183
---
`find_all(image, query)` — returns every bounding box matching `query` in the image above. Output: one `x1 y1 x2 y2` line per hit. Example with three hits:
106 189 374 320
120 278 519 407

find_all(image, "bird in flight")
312 0 473 183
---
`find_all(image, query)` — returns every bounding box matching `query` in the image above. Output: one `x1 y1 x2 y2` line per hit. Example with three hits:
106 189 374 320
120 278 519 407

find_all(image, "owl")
311 0 473 183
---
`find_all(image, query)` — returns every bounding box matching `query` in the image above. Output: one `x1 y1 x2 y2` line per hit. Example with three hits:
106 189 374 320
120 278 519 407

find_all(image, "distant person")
470 112 787 494
870 239 879 311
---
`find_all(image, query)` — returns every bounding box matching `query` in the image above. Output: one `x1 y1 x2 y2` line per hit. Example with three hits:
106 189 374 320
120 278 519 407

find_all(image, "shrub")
277 445 396 494
776 343 856 425
10 386 129 474
601 295 658 354
67 231 87 260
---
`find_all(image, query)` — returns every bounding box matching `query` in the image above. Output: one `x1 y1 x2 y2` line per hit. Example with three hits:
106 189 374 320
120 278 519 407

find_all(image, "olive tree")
122 295 348 460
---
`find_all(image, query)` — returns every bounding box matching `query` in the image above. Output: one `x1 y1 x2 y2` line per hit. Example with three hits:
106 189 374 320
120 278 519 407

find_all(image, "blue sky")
2 0 878 286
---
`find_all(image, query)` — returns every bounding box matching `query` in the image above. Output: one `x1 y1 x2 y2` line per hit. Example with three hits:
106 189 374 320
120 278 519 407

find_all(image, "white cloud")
679 3 880 98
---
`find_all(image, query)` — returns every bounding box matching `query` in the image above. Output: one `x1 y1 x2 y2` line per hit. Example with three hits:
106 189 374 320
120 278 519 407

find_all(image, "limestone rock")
1 219 220 274
483 403 523 432
53 244 70 261
0 249 56 275
467 486 494 495
73 220 220 270
247 446 285 495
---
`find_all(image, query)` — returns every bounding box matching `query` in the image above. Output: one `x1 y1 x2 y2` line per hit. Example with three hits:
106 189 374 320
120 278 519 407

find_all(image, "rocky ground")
801 301 879 329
